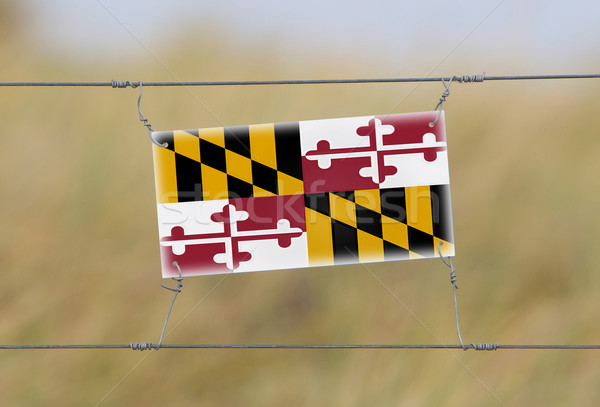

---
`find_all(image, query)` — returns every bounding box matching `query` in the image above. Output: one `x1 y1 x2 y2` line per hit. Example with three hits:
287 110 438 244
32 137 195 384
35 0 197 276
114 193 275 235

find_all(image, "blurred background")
1 0 600 405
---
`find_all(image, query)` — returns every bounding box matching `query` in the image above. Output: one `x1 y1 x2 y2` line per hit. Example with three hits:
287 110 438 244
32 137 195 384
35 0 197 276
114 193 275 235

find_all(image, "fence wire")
0 73 599 87
1 344 600 351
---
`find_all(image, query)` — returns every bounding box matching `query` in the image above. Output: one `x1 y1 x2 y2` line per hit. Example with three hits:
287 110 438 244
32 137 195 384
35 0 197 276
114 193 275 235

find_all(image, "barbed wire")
1 343 600 351
0 74 598 87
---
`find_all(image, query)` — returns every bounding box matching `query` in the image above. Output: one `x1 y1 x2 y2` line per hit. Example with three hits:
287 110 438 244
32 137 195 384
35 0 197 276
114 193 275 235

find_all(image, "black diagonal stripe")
274 122 303 179
333 191 355 202
227 175 254 199
304 193 330 216
407 226 434 257
430 184 454 243
380 187 406 222
184 129 199 137
153 131 175 151
355 205 382 238
383 241 410 261
225 126 251 158
199 139 226 172
175 153 203 202
251 161 278 194
331 219 358 264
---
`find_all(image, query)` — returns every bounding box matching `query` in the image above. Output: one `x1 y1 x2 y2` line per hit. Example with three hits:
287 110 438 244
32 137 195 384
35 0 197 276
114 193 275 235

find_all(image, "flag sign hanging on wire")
151 111 454 278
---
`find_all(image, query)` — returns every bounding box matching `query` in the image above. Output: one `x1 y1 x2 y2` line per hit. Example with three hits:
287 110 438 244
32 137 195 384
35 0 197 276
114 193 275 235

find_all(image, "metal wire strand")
155 261 184 350
437 242 466 350
3 343 600 350
429 77 455 127
135 81 168 148
2 73 599 87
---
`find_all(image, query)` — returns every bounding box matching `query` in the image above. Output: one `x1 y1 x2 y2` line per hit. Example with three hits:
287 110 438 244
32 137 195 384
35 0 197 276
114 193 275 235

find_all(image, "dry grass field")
1 5 600 406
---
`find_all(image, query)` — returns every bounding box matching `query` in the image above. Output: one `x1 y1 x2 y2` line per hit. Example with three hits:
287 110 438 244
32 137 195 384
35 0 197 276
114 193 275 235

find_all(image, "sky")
15 0 600 74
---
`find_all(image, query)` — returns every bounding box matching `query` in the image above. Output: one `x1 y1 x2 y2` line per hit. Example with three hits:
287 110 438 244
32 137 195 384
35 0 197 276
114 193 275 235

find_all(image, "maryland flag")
152 111 454 278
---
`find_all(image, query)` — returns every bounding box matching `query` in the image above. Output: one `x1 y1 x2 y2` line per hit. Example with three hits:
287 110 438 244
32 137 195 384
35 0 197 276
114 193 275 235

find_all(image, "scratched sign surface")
152 111 454 278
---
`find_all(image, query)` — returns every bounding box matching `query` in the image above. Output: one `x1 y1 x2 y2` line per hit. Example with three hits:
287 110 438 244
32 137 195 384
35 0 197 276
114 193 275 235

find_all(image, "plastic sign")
152 111 454 278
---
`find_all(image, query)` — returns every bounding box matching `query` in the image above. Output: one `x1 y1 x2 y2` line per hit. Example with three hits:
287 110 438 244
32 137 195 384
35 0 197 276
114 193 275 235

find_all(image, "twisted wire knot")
471 343 498 351
130 342 154 351
438 242 458 290
161 272 183 293
455 73 485 83
429 73 484 127
438 88 451 104
430 77 453 127
448 264 458 288
111 80 139 88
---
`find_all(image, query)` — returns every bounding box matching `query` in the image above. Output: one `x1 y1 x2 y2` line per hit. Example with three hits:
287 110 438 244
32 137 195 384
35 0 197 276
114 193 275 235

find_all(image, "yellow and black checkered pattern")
152 123 304 203
304 186 454 266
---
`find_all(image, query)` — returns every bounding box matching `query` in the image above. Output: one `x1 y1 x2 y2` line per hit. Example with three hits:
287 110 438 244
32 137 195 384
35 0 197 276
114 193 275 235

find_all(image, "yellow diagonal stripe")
305 208 334 266
329 193 356 227
381 215 409 249
409 251 426 260
354 189 381 213
153 144 178 203
198 127 225 148
253 185 276 197
357 230 384 262
277 172 304 196
249 123 277 169
226 150 253 184
405 186 433 235
434 238 455 257
173 130 200 162
201 164 228 200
